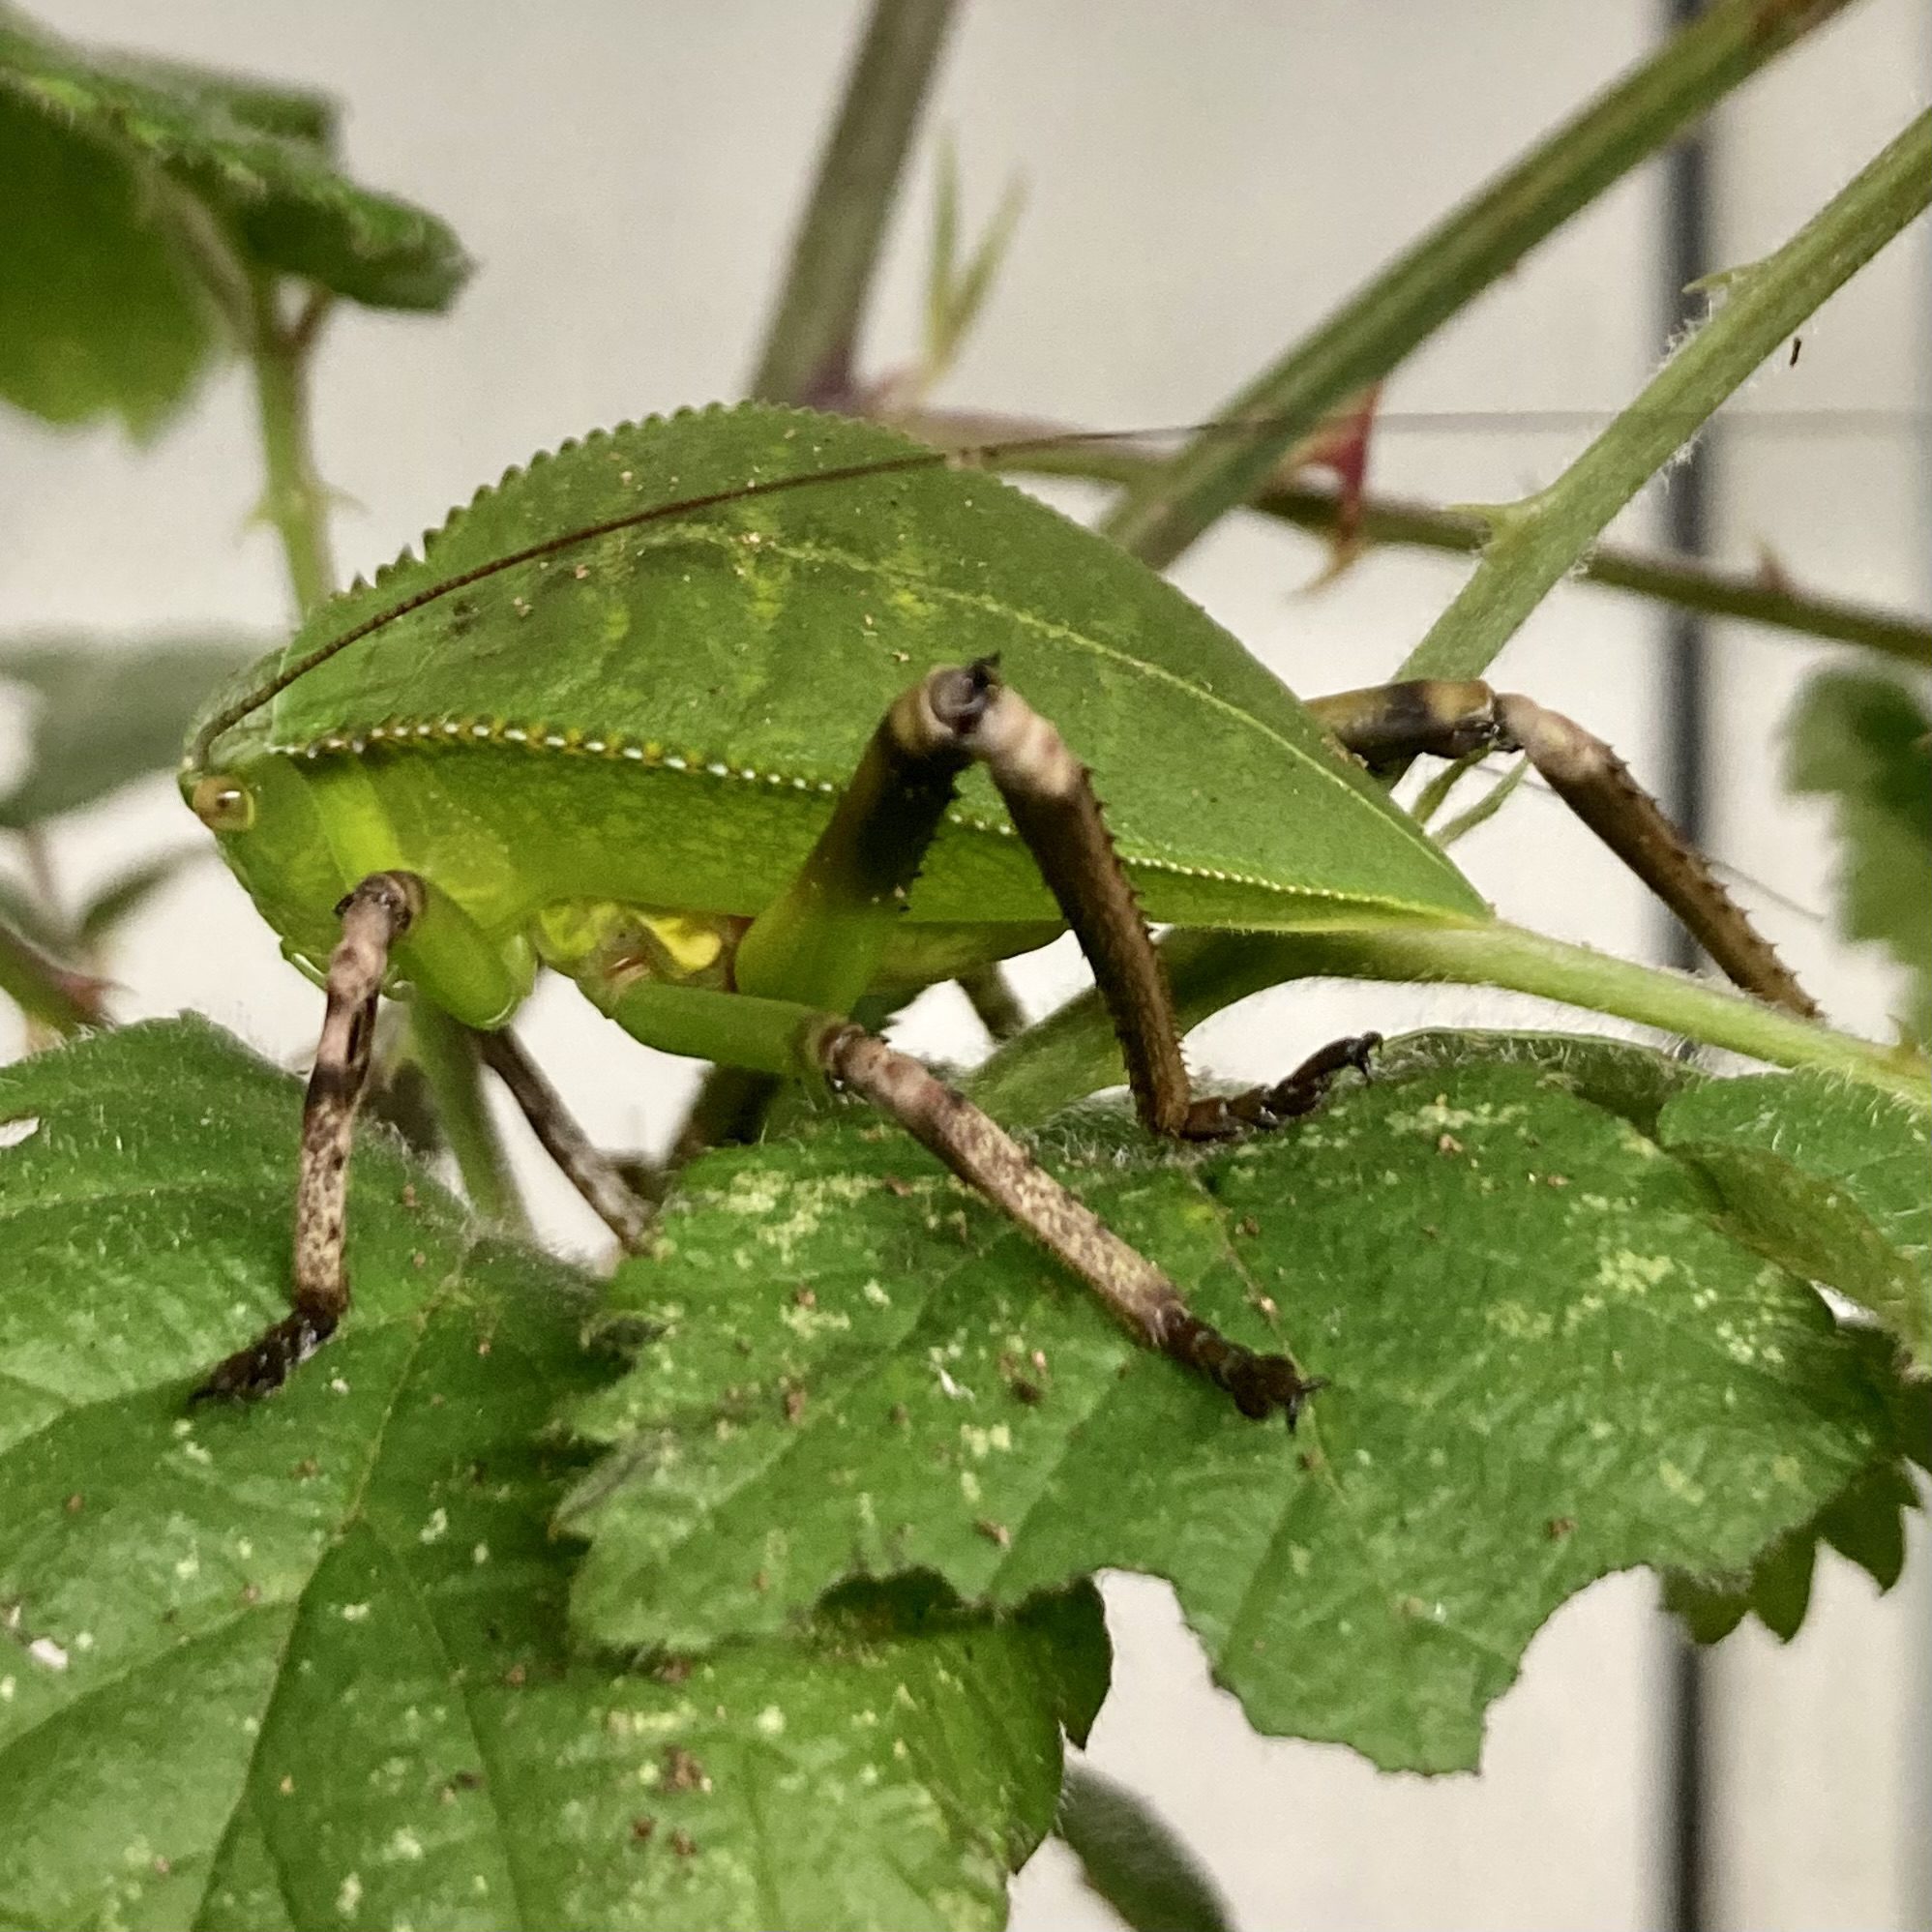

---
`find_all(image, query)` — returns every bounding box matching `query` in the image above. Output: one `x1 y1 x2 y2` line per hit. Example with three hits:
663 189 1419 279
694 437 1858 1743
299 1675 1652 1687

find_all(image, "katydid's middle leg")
644 658 1380 1420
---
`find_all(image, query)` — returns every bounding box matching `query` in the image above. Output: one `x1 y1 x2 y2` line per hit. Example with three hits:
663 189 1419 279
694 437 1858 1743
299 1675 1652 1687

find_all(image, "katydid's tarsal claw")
1182 1030 1382 1139
191 1310 338 1403
1163 1310 1323 1425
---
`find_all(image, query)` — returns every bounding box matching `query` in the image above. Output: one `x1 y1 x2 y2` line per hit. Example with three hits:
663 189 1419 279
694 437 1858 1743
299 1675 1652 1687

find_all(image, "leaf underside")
566 1033 1922 1773
0 1020 1102 1932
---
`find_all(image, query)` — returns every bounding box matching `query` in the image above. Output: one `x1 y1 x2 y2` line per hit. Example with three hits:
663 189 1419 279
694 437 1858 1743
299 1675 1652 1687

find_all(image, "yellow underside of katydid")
182 403 1490 1048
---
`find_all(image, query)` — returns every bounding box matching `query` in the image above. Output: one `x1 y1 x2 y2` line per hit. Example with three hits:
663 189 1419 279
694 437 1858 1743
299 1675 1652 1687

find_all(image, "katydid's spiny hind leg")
1310 679 1820 1019
936 660 1382 1141
719 658 1356 1420
193 871 423 1402
473 1025 655 1253
815 1022 1321 1423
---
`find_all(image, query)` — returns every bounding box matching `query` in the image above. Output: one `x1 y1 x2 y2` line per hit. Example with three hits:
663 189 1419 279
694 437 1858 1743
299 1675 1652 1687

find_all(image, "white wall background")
2 4 1927 1927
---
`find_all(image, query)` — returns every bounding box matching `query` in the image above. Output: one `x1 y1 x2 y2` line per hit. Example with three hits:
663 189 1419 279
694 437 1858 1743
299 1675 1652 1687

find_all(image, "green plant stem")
1099 0 1858 569
884 408 1932 669
405 1003 527 1234
967 920 1929 1126
749 0 958 403
1399 110 1932 685
247 275 337 618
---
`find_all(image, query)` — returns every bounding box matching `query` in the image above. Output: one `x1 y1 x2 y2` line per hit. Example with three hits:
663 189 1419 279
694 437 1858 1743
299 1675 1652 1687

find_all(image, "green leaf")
1664 1329 1926 1643
1657 1067 1932 1368
1056 1763 1234 1932
921 138 1025 392
0 1019 1105 1930
1787 669 1932 1041
0 11 470 433
0 50 217 432
0 634 259 826
565 1051 1887 1772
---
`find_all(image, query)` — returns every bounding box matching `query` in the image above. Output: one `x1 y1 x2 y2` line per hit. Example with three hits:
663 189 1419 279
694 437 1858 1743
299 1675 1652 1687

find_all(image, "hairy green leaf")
1663 1328 1927 1643
0 53 216 432
0 10 468 432
1658 1067 1932 1369
1787 669 1932 1042
1 635 259 826
0 1019 1104 1930
566 1049 1887 1772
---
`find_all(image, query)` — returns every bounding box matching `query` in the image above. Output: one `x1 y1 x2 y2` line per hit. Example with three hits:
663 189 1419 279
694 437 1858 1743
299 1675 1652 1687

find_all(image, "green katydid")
179 401 1819 1420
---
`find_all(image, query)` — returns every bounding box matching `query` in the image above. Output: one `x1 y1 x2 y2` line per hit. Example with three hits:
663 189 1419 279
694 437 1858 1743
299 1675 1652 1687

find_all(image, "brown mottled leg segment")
940 662 1376 1139
1310 680 1820 1019
817 1022 1319 1423
474 1025 655 1252
193 871 423 1402
1180 1031 1383 1138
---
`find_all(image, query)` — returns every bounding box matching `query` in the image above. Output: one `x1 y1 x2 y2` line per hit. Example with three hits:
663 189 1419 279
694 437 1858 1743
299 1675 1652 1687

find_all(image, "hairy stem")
749 0 958 404
1098 0 1858 569
968 920 1928 1126
1399 110 1932 685
248 275 338 618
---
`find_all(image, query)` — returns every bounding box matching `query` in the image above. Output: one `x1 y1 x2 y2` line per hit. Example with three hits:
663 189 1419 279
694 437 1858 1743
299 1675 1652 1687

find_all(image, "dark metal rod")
1659 3 1717 1928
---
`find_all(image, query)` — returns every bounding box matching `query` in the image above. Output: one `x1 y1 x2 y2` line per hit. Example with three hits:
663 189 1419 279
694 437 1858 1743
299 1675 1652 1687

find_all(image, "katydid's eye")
191 775 255 832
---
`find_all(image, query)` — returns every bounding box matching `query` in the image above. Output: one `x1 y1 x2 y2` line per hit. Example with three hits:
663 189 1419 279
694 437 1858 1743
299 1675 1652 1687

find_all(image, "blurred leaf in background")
0 6 470 436
1787 669 1932 1045
0 634 260 828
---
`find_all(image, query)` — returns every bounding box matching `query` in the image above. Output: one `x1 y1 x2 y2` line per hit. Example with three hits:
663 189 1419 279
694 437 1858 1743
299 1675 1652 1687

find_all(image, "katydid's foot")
191 1310 337 1403
1181 1031 1381 1140
1164 1310 1325 1425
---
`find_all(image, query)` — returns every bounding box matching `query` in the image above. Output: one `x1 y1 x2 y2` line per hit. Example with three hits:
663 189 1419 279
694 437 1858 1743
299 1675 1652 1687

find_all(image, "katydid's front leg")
194 871 423 1401
1310 680 1819 1018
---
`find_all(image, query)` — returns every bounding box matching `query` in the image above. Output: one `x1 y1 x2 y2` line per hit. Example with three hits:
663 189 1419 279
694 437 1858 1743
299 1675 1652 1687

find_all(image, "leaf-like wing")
213 403 1482 934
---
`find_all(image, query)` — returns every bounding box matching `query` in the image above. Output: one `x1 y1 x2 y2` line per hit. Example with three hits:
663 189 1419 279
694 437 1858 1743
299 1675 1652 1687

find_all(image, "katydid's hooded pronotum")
181 404 1815 1419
